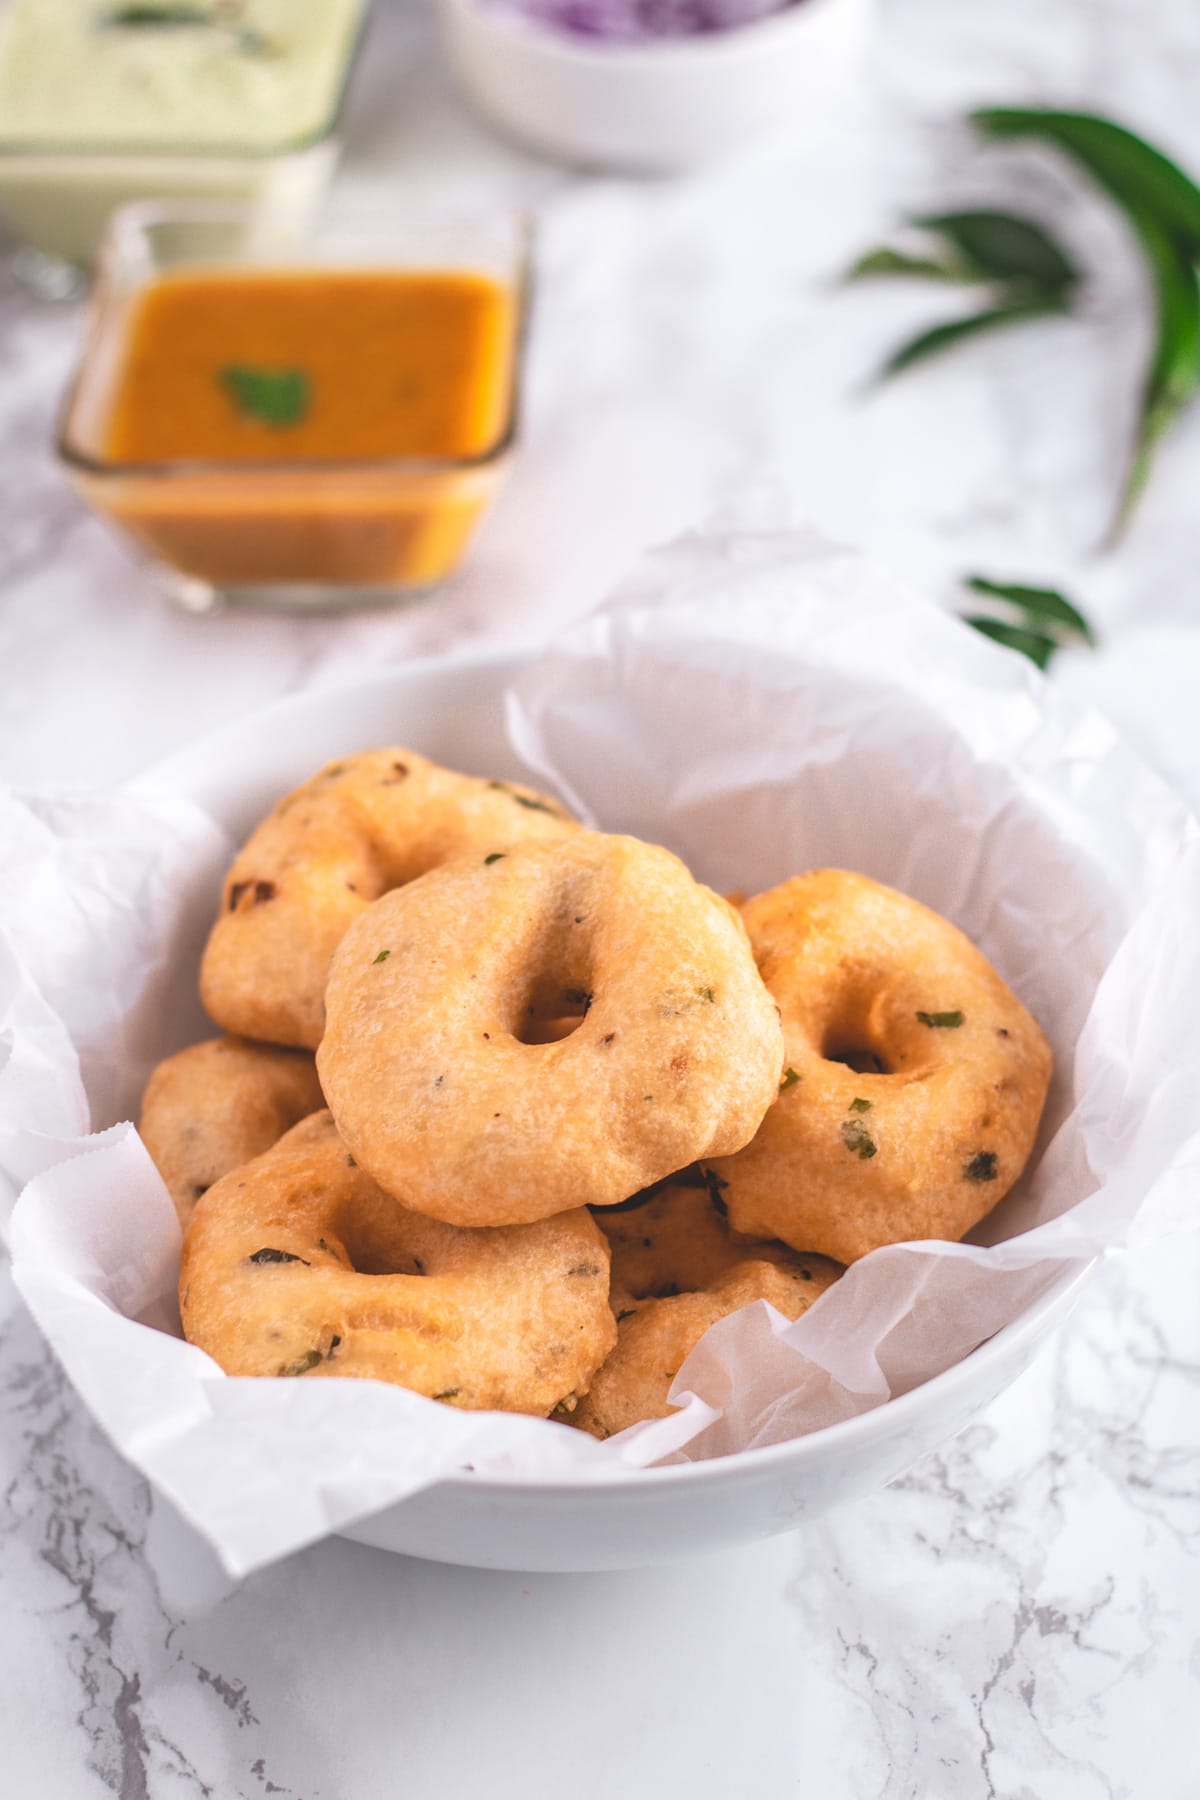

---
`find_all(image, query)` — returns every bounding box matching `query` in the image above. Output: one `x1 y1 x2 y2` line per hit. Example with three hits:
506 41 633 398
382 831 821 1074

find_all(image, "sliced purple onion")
488 0 803 43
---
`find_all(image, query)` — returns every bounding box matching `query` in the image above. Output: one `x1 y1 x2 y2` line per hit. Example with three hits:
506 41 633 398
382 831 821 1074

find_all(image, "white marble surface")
2 0 1199 1794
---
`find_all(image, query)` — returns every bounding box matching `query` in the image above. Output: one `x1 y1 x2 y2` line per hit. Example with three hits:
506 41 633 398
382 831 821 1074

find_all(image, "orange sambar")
105 268 517 464
71 266 521 596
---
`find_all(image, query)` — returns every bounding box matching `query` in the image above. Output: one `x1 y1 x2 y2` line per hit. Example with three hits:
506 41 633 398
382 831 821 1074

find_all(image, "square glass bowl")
0 0 369 271
58 202 532 612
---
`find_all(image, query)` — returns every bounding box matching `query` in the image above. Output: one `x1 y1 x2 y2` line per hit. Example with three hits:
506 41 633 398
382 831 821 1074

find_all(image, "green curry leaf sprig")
961 574 1097 671
849 106 1200 539
848 207 1081 380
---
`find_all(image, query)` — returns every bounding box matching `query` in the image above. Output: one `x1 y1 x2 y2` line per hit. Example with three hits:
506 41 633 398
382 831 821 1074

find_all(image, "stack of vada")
141 749 1052 1436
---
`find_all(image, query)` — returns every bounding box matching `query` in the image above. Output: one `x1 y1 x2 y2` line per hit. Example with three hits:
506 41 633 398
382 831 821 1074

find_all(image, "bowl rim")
439 0 860 66
129 646 1096 1500
443 1257 1096 1494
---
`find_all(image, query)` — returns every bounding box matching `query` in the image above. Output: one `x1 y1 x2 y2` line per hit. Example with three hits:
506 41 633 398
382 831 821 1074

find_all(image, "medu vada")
139 1035 324 1227
180 1112 617 1415
200 749 578 1049
593 1174 834 1299
317 832 785 1227
705 870 1053 1263
573 1182 840 1438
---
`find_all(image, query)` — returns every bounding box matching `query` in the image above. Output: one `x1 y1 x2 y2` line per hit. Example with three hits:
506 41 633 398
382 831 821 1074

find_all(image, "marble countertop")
2 0 1199 1794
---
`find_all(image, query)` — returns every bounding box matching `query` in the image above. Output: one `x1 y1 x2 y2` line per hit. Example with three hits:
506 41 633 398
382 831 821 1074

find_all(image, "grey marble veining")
2 0 1199 1793
2 1244 1197 1798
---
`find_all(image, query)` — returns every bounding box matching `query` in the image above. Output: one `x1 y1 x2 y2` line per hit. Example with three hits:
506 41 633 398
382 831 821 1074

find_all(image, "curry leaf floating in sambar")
219 365 311 429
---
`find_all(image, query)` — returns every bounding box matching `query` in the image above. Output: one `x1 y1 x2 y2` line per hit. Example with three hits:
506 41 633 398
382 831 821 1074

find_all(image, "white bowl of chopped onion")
438 0 873 172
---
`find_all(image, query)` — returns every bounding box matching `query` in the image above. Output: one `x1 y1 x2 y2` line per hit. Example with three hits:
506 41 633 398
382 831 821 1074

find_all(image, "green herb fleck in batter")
841 1118 878 1160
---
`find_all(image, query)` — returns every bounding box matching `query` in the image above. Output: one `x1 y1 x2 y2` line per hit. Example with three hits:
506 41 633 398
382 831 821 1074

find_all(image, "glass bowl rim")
57 199 535 480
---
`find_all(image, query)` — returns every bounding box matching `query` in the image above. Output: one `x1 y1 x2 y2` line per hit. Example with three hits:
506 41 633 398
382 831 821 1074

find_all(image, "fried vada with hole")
706 870 1053 1263
200 749 578 1049
139 1035 324 1227
593 1176 824 1298
317 833 785 1226
574 1183 839 1438
180 1112 616 1415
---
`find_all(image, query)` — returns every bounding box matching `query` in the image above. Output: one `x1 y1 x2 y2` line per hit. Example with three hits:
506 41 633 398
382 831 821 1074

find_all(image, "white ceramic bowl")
437 0 873 173
129 650 1094 1573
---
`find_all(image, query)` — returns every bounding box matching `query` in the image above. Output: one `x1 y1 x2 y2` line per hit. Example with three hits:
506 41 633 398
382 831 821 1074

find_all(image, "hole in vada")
824 1039 892 1076
521 1012 586 1046
512 965 595 1046
332 1210 430 1279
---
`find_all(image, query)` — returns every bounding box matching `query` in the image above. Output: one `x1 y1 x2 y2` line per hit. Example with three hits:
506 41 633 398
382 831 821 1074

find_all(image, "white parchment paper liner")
3 522 1199 1578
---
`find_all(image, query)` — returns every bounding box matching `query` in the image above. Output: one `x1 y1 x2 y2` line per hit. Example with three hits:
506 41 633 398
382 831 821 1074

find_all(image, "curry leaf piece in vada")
180 1112 616 1416
200 750 579 1050
317 833 785 1227
706 870 1053 1264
